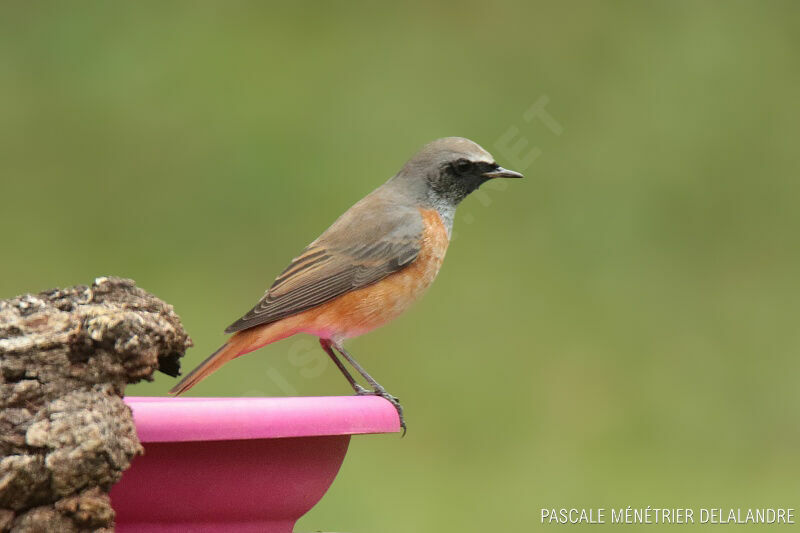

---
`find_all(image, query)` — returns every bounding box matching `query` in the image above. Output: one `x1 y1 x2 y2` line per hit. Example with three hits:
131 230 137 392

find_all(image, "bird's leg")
332 342 405 433
319 339 369 394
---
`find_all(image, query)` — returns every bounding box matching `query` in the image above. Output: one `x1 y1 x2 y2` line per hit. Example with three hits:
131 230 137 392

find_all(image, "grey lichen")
0 277 192 532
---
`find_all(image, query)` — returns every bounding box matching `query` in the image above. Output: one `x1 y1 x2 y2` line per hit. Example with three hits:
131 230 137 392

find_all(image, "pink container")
111 396 401 532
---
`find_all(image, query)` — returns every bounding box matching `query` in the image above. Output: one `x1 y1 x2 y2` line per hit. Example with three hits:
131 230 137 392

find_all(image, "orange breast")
286 208 450 341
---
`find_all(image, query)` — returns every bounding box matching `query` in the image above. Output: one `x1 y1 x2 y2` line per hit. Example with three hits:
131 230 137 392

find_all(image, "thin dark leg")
319 339 368 394
333 342 406 434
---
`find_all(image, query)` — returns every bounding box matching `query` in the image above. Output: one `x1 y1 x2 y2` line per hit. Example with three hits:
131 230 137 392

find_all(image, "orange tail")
169 319 300 395
169 334 247 395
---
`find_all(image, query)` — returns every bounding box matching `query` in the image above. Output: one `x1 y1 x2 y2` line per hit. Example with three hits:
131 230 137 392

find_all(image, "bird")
169 137 523 430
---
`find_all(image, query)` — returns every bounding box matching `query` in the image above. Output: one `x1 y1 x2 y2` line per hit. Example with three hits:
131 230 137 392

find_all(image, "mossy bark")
0 277 191 532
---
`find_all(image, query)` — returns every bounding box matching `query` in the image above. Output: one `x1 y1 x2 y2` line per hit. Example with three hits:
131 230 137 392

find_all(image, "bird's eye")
453 159 472 174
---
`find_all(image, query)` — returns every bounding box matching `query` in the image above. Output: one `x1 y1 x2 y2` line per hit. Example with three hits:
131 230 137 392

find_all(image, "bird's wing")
224 196 424 333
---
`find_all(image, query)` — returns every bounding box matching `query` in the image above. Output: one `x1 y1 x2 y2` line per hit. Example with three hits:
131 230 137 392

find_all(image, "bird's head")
395 137 523 207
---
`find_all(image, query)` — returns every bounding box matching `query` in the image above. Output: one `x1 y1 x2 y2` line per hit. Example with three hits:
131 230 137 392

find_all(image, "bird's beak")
483 166 524 179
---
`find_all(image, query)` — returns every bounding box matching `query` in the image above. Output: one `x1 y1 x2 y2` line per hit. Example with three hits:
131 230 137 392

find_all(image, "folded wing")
225 198 423 333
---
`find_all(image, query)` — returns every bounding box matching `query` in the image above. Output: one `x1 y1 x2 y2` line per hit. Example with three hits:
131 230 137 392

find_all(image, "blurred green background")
2 1 799 531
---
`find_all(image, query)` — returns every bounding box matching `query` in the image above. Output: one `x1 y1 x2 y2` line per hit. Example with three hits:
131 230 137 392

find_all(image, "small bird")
170 137 522 429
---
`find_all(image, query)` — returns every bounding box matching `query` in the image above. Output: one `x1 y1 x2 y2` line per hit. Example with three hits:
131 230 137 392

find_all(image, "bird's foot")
353 383 375 396
357 388 406 435
353 383 371 395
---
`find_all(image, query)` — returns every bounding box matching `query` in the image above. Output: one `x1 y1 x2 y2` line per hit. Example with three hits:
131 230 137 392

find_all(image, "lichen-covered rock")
0 277 192 532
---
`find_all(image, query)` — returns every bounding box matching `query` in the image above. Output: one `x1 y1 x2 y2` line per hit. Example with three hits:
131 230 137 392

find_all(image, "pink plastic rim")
124 395 402 442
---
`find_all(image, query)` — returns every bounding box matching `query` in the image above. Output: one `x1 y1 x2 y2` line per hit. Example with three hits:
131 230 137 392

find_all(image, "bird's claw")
353 388 406 434
353 387 405 435
366 389 406 436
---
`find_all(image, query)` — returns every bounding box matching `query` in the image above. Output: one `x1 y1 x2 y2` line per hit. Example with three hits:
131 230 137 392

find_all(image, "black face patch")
452 159 473 175
430 159 497 205
450 160 497 177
